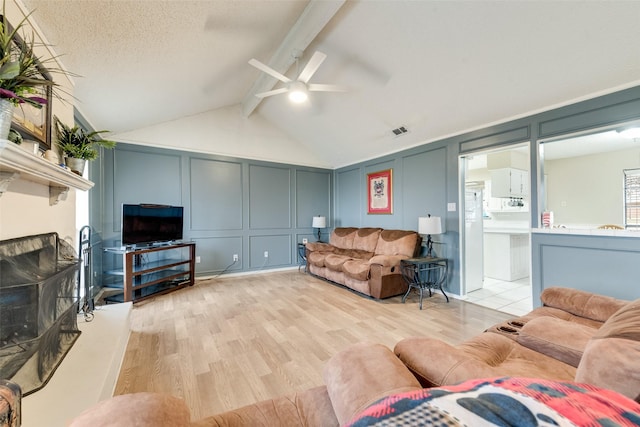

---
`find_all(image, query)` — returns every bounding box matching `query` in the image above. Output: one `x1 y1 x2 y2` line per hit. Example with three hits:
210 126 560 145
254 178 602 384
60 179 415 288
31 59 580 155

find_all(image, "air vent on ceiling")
392 126 408 137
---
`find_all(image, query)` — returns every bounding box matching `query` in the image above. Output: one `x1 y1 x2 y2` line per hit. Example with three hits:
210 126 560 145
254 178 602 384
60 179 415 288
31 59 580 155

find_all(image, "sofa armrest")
194 386 338 427
576 298 640 402
305 242 334 252
368 254 406 268
515 317 597 367
69 392 191 427
322 342 421 426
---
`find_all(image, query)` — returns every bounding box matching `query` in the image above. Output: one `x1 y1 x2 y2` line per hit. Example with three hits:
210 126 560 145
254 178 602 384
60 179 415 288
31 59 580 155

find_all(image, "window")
624 169 640 228
540 121 640 229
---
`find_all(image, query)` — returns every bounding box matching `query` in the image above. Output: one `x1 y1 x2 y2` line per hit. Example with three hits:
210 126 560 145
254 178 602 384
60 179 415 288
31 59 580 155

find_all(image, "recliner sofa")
394 287 640 401
305 227 422 299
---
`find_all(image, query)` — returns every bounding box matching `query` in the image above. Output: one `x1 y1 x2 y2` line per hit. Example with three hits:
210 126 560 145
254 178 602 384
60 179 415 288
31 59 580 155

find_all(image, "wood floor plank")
114 270 512 420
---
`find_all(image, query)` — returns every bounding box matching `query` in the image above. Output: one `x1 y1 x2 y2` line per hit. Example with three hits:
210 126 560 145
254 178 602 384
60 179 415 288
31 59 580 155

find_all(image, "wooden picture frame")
1 15 53 149
367 169 392 214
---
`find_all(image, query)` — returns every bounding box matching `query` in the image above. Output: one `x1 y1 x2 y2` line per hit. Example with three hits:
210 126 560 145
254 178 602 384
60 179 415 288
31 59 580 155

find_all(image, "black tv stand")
103 242 196 303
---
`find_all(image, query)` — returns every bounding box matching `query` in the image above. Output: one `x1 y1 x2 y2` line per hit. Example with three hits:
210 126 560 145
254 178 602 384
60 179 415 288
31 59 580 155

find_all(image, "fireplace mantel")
0 139 94 205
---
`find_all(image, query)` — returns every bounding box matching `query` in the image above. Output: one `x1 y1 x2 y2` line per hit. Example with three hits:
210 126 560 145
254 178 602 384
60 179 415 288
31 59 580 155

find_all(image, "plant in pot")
54 116 116 175
0 6 68 140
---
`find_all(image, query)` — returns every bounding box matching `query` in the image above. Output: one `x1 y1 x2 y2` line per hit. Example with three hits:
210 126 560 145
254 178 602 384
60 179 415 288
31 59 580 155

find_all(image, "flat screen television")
121 204 184 246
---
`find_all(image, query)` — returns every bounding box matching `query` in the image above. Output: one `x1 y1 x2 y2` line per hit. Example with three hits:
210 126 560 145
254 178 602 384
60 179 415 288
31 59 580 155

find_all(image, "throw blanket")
348 377 640 426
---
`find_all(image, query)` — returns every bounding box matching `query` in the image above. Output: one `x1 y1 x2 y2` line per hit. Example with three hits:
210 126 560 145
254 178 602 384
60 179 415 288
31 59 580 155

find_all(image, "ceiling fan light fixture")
288 81 309 103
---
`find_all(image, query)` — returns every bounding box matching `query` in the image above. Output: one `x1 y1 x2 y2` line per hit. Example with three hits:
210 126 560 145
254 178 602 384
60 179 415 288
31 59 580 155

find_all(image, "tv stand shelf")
103 242 196 303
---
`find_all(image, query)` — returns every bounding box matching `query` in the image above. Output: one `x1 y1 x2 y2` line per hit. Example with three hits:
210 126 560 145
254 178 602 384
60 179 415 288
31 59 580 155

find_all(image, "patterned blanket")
348 377 640 426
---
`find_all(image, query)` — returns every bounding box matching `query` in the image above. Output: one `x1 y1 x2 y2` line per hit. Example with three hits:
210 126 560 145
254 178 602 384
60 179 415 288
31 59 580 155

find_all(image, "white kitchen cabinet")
483 232 530 281
490 168 528 198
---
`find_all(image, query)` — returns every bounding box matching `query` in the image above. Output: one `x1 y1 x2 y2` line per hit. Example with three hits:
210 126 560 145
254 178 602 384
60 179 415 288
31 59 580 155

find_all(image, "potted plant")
0 5 66 140
54 116 116 175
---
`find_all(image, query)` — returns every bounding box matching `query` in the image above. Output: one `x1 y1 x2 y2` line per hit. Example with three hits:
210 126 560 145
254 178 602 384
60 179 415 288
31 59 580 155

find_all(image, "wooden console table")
104 242 196 303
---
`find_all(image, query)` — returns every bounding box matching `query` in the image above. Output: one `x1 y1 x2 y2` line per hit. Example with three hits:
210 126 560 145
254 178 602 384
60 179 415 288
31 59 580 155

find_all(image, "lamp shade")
312 216 326 228
418 216 442 235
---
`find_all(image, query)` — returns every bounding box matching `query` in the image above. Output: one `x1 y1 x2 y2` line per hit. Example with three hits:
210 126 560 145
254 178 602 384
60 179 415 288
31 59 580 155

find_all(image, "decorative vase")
0 99 15 140
64 157 86 176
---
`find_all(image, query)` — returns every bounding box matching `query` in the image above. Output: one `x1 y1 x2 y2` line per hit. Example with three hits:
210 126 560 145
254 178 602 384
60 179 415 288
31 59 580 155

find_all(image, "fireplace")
0 233 81 396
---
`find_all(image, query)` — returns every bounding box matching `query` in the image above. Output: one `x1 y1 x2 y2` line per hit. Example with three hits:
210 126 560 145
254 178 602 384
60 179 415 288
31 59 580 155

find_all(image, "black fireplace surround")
0 233 81 396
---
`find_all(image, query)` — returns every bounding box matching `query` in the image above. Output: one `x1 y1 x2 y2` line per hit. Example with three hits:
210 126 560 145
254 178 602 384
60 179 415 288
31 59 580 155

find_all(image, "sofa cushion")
322 342 421 426
374 229 420 257
576 298 640 402
541 287 628 323
329 227 358 250
515 317 597 367
333 248 374 260
394 333 576 388
324 254 353 272
352 228 382 252
342 259 371 281
307 251 330 267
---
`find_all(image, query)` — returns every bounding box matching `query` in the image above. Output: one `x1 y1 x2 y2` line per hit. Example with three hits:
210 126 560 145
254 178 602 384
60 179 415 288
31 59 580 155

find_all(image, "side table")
400 257 449 310
297 243 307 272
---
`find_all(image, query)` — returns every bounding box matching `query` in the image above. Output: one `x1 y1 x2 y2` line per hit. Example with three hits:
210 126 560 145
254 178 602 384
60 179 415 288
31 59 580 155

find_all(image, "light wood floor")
114 270 511 420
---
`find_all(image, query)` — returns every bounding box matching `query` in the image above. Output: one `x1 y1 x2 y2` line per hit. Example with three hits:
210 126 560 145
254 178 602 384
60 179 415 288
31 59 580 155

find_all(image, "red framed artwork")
367 169 392 214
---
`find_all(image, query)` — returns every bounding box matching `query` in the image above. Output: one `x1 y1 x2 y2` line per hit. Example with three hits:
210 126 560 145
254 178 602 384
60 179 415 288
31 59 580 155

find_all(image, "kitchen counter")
483 228 529 234
483 232 530 281
532 227 640 238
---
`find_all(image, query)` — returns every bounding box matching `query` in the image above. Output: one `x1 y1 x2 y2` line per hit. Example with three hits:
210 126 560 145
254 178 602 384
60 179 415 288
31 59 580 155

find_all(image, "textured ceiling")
22 0 640 168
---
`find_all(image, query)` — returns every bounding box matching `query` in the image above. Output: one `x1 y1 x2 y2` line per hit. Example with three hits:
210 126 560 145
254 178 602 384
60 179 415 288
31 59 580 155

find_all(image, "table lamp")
418 214 442 257
312 215 326 242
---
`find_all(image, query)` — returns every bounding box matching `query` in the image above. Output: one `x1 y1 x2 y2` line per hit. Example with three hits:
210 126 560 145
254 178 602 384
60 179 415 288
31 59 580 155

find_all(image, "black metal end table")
400 257 449 309
297 243 307 272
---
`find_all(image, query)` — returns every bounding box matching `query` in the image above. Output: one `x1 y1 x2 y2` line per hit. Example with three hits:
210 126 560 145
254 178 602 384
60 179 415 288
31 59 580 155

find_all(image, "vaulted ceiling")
22 0 640 169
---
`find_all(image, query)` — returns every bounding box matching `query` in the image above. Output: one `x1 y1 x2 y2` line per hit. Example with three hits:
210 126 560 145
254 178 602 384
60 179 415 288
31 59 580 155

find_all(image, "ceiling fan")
248 51 346 103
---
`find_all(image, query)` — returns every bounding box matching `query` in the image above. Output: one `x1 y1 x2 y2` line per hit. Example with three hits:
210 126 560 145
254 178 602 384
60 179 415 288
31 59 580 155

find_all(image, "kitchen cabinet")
490 168 528 198
483 232 529 281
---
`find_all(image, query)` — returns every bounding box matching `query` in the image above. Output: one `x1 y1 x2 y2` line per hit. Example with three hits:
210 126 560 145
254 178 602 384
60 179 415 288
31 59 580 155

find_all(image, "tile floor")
466 277 533 316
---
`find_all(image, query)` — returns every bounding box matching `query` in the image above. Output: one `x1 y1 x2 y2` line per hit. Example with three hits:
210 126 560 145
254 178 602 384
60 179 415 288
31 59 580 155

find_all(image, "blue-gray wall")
97 144 331 277
93 85 640 303
335 85 640 302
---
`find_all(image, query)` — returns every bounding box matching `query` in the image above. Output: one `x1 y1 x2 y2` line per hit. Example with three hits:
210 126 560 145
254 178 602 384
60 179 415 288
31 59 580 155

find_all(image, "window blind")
624 169 640 228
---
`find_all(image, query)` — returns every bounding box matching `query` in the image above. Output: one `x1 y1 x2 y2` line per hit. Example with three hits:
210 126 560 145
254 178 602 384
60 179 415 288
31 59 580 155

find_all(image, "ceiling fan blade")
248 58 292 83
308 83 347 92
255 88 288 98
298 51 327 83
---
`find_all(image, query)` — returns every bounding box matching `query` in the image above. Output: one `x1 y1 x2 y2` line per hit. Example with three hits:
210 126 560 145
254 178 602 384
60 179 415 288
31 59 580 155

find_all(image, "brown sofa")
394 287 640 402
305 227 421 299
69 287 640 426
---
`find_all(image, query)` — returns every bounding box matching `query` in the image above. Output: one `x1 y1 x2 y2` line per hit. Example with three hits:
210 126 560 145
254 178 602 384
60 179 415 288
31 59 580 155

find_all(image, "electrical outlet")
264 251 269 258
233 254 239 262
302 238 308 244
195 256 201 263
